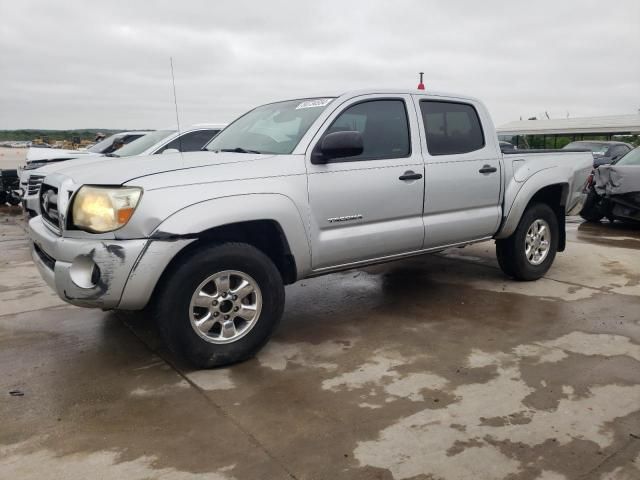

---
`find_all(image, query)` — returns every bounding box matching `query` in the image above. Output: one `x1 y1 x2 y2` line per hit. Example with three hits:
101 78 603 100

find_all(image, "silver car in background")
563 140 633 167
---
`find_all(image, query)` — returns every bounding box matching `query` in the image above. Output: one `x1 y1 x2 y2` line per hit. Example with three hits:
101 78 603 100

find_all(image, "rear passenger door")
415 98 502 249
306 95 425 270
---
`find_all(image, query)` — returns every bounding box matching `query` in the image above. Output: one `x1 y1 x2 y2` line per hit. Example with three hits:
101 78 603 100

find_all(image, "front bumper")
29 216 147 309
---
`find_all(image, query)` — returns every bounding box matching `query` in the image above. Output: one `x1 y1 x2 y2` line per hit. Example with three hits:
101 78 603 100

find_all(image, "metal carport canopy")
497 114 640 135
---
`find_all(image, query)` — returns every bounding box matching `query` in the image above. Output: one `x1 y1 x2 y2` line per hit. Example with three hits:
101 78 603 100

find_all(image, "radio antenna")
170 57 183 157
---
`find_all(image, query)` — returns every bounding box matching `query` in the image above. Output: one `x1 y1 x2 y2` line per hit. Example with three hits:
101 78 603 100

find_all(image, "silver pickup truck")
29 89 592 367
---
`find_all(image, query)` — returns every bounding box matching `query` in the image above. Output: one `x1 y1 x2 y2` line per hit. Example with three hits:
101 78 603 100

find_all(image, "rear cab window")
419 100 485 156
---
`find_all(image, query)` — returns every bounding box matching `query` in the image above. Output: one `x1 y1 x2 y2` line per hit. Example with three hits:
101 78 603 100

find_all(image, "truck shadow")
117 251 512 369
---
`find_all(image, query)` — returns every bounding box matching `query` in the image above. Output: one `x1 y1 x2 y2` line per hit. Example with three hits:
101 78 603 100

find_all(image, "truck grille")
27 175 45 195
39 183 61 230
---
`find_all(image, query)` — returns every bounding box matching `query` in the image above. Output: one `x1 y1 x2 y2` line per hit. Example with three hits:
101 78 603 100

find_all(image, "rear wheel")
496 203 559 281
155 242 285 368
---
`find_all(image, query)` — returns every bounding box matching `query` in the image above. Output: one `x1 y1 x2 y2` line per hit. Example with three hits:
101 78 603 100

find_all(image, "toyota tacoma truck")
29 89 592 367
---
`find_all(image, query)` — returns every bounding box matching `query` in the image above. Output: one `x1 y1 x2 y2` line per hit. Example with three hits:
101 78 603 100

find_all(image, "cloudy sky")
1 0 638 130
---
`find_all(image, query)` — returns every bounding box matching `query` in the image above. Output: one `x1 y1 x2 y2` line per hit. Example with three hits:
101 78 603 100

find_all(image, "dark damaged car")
580 147 640 224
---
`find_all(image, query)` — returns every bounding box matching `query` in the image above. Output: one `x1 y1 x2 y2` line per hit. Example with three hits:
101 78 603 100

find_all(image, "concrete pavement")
1 209 639 479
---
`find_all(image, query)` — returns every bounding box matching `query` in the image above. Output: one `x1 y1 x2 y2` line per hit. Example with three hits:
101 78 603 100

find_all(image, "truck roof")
254 88 481 108
340 88 481 103
260 89 483 108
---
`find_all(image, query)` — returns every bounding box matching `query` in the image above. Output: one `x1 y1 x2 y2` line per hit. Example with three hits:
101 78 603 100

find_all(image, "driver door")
306 95 425 270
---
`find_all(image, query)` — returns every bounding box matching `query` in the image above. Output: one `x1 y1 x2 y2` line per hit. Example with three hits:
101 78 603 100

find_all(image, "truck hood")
47 151 276 186
26 147 99 163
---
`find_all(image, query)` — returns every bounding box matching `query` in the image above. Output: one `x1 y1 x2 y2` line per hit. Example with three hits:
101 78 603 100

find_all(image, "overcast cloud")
0 0 638 129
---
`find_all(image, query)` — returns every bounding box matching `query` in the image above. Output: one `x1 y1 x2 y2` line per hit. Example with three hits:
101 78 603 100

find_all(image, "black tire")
580 190 604 223
496 203 559 281
7 194 21 206
155 242 285 368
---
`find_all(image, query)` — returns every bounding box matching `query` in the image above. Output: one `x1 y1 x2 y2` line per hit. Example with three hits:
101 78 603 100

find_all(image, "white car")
22 124 225 216
20 131 150 198
24 131 150 165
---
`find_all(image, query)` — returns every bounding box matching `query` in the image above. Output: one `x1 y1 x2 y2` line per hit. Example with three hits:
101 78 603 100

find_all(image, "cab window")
420 101 485 155
322 99 410 161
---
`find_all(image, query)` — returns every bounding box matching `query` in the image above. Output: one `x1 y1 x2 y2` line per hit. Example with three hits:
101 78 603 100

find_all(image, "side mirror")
312 131 363 164
162 148 180 155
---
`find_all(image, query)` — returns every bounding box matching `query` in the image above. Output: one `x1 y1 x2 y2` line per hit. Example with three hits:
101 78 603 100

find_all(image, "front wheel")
496 203 559 281
155 242 285 368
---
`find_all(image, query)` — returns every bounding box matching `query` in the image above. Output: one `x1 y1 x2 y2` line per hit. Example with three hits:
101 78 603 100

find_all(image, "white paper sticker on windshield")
296 98 333 110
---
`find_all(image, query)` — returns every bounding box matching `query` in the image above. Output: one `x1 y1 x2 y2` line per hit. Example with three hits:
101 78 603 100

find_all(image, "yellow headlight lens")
72 186 142 233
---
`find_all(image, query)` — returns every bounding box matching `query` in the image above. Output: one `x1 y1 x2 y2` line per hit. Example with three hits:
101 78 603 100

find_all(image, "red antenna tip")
417 72 425 90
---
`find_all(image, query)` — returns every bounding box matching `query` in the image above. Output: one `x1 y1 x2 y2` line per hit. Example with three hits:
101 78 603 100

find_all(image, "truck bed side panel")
496 151 592 239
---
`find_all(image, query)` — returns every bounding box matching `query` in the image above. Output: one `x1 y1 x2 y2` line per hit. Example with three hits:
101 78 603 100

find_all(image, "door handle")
478 165 497 174
399 171 423 181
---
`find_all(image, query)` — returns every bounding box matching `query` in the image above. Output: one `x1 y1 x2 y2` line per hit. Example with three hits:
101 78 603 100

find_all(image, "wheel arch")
117 194 311 310
497 179 569 252
157 219 298 286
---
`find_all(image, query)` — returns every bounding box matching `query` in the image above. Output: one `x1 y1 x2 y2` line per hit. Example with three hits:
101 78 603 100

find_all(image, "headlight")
71 186 142 233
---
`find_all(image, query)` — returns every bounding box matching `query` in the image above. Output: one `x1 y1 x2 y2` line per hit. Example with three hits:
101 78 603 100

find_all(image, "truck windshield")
615 147 640 166
110 130 176 157
205 98 335 155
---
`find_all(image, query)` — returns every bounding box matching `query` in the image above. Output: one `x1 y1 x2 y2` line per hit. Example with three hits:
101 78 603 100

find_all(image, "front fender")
154 193 311 270
117 194 311 310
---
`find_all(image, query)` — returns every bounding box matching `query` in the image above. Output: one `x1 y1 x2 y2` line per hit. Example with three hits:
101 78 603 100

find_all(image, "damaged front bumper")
29 216 147 309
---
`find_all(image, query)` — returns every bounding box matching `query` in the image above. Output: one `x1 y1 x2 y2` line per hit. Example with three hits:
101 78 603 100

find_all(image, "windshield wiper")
219 147 262 154
105 153 120 158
